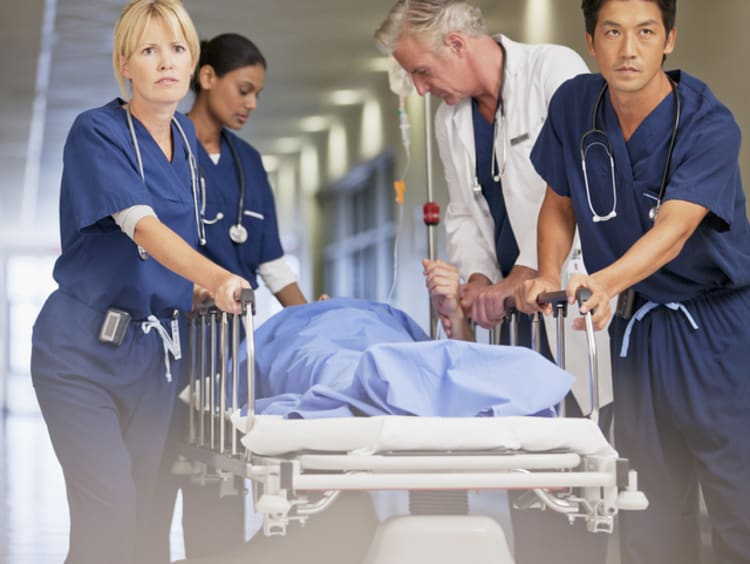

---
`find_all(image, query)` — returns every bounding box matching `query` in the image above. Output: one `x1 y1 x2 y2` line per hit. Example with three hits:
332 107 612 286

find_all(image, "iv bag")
388 57 413 98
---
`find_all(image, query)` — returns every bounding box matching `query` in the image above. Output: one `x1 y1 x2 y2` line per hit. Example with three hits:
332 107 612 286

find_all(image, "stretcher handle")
195 287 256 315
501 288 594 320
502 290 573 315
537 288 592 312
506 287 599 423
239 288 256 315
541 287 598 423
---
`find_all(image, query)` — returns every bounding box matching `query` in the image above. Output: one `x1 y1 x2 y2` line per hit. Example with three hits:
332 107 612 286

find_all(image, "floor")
0 374 189 563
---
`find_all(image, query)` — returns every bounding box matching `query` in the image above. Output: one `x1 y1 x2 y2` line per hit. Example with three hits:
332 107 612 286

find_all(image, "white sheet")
231 414 615 457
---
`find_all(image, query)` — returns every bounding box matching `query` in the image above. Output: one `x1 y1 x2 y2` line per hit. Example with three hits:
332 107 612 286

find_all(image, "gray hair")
374 0 487 54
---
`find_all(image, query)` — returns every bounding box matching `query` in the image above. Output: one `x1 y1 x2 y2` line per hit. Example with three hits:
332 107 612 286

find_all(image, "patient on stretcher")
178 298 643 564
232 297 573 419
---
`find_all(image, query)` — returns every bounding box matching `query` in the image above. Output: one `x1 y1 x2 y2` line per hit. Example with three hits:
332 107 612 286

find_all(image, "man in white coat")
375 2 611 563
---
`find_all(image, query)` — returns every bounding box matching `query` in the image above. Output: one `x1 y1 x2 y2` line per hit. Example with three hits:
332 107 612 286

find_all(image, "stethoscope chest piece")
229 223 248 244
581 76 680 225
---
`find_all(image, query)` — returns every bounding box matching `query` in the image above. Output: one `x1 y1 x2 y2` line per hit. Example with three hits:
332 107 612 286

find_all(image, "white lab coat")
434 35 613 410
437 34 589 280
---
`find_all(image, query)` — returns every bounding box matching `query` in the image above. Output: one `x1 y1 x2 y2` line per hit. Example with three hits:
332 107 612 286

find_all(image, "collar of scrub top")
125 103 206 260
579 75 680 224
472 41 507 195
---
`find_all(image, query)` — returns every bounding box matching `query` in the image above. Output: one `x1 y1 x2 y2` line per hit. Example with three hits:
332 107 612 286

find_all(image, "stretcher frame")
176 289 647 540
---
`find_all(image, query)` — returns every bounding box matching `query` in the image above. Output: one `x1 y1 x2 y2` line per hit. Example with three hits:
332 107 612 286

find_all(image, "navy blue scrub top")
52 99 197 319
531 71 750 303
472 98 519 278
197 130 284 289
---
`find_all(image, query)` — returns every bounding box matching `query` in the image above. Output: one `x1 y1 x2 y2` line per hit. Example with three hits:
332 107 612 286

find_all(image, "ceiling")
3 0 749 252
0 0 538 251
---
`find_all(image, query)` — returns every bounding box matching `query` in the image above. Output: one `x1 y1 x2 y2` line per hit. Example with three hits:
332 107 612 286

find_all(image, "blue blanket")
235 298 573 419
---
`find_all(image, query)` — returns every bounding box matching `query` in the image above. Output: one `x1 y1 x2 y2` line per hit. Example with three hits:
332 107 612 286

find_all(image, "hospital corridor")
1 0 749 563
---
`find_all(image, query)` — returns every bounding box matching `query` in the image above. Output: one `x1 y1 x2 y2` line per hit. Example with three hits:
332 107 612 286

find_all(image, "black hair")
581 0 676 37
191 33 267 93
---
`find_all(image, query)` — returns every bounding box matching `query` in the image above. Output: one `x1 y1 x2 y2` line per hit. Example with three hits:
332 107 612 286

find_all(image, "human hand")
515 276 560 316
423 259 461 314
458 273 492 314
317 293 330 301
212 275 251 314
470 280 517 329
192 284 212 310
567 273 613 331
423 259 465 338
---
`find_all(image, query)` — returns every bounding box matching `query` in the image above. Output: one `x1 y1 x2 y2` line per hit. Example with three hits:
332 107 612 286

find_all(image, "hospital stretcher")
176 289 647 563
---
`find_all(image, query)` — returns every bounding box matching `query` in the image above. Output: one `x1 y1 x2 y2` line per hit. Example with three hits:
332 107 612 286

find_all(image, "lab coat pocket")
445 201 473 219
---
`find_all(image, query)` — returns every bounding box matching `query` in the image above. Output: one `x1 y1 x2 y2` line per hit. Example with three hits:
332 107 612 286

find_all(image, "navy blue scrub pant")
31 299 179 564
610 287 750 564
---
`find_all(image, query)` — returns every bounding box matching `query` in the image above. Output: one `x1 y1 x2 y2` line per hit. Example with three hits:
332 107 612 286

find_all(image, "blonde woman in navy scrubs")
30 2 249 563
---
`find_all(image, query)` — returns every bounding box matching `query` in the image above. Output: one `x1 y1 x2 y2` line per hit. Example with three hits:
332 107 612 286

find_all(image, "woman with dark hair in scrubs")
29 2 250 564
189 33 307 306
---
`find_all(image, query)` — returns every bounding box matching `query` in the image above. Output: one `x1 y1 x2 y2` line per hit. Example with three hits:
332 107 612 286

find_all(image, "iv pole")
422 93 441 339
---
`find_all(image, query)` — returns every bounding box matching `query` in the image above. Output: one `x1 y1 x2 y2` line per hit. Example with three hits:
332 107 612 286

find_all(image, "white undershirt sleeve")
258 257 298 294
112 205 158 240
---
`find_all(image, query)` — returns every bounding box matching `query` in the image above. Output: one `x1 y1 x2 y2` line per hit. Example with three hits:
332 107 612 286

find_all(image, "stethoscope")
472 42 507 195
126 108 253 258
580 76 680 223
207 131 249 245
196 131 255 245
126 105 206 260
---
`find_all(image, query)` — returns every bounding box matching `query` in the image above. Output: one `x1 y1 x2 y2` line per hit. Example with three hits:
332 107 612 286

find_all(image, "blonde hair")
374 0 486 54
112 0 200 97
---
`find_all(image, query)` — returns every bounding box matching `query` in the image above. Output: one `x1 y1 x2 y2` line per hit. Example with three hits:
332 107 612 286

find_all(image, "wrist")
590 271 621 301
537 271 562 288
467 272 492 286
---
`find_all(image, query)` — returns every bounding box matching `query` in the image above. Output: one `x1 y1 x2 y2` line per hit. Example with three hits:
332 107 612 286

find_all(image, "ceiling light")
366 56 392 72
271 137 303 153
328 89 366 106
298 115 331 132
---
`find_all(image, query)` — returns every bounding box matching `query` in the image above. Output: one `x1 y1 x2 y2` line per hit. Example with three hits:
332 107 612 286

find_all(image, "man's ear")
663 27 677 56
443 31 466 56
585 32 595 57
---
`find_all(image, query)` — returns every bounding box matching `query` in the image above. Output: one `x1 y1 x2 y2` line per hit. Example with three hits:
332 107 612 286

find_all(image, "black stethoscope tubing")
580 75 680 223
222 130 249 244
472 41 507 194
197 130 249 245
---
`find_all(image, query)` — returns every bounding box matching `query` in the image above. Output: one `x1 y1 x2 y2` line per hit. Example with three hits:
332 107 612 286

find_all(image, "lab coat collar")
494 34 522 118
450 34 524 172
